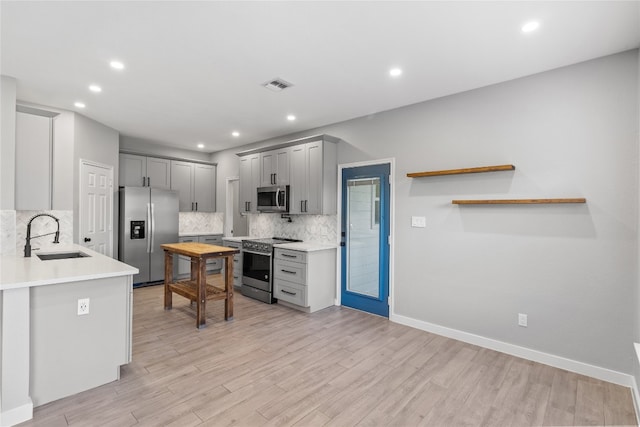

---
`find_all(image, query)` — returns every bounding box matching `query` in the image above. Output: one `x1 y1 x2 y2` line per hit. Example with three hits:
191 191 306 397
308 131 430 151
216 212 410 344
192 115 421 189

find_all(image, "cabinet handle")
282 253 296 258
142 177 146 186
281 269 296 274
304 200 308 212
195 202 198 211
281 289 297 296
191 202 194 211
301 200 304 212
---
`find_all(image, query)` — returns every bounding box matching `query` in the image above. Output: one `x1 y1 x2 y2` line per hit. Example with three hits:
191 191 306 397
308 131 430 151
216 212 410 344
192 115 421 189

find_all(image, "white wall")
0 76 17 210
120 135 211 163
213 50 639 376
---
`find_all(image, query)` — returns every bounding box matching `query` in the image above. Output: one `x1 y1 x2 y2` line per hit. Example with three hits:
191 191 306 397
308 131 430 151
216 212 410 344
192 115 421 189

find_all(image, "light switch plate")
411 216 426 228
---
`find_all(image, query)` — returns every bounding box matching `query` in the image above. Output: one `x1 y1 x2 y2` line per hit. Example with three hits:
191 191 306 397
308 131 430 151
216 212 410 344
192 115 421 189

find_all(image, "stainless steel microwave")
257 185 289 213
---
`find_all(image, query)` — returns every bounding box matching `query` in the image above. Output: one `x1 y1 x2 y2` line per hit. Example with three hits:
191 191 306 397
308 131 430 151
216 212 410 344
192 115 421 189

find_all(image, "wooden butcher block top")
161 242 239 258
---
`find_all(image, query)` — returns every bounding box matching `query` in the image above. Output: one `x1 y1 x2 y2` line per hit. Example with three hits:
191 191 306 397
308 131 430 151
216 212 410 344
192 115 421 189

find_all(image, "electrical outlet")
78 298 90 316
411 216 426 228
518 313 527 327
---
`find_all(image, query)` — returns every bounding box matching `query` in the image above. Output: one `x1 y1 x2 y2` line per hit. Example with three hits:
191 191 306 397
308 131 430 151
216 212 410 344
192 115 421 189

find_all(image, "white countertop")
274 242 338 252
0 244 139 291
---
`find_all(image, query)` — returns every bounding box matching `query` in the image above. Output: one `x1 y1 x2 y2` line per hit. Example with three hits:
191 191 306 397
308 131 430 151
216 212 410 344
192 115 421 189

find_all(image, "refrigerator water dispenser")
130 220 145 239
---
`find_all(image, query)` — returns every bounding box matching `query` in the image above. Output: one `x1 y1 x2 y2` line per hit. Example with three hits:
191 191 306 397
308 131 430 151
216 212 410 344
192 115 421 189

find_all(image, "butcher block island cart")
162 242 239 328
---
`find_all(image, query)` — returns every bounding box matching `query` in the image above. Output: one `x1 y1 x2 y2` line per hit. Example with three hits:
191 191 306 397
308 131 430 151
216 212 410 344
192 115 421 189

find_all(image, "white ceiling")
2 1 639 153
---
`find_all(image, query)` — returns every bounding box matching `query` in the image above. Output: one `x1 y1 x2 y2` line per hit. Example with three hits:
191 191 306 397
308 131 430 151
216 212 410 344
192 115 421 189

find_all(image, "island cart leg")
196 257 207 328
225 255 234 320
164 250 173 310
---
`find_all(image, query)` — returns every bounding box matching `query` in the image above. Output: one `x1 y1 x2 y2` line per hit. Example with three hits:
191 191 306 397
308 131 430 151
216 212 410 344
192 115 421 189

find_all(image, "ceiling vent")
263 78 294 92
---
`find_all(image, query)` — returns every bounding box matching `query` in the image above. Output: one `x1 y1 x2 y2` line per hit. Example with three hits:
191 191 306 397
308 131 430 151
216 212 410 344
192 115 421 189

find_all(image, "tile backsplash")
248 214 337 244
179 212 224 235
1 210 17 255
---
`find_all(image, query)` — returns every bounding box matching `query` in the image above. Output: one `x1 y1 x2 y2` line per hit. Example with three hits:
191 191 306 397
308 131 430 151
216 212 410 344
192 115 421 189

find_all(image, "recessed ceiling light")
74 102 86 108
197 143 205 149
389 68 403 77
521 21 540 33
89 85 102 93
232 131 240 137
110 60 125 70
287 115 296 121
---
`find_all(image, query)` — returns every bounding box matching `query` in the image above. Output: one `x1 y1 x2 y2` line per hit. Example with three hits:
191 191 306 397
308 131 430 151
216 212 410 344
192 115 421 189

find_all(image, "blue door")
341 163 390 317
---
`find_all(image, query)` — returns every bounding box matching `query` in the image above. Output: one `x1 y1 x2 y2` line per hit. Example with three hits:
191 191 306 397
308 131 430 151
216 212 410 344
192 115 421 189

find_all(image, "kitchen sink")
37 251 90 261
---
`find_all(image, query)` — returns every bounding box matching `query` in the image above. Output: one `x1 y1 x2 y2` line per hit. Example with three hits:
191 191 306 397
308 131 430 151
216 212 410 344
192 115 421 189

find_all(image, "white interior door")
80 160 113 256
225 177 247 237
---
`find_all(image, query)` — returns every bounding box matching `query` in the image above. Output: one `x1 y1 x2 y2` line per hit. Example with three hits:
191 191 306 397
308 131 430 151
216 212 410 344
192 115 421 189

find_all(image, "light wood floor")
19 278 638 426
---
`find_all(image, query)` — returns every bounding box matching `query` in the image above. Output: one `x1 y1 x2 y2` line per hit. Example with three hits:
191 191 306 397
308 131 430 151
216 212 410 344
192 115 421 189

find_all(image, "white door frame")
336 158 396 316
225 176 239 237
79 159 114 257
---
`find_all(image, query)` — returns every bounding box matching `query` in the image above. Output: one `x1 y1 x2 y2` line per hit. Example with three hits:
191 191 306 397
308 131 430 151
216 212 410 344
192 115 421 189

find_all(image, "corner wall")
73 113 120 253
0 76 16 210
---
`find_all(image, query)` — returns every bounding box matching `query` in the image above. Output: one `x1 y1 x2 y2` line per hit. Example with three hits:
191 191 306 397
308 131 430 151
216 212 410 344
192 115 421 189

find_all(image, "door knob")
84 237 91 242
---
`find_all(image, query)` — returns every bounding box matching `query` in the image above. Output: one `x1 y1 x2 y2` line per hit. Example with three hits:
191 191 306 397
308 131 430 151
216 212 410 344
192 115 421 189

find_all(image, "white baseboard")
0 399 33 427
630 376 640 426
391 313 634 388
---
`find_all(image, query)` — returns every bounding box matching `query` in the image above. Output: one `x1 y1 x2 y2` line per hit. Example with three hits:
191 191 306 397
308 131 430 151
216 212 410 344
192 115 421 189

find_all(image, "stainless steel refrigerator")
118 187 179 284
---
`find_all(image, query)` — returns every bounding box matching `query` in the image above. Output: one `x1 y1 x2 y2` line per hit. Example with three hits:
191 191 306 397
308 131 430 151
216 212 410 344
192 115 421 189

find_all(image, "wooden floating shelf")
407 164 515 178
452 198 587 205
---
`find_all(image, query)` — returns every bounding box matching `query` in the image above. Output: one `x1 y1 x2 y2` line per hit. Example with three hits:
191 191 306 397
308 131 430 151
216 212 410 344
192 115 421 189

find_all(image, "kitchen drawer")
275 248 306 263
222 240 242 250
274 259 306 285
274 281 307 307
199 235 223 245
233 272 242 287
199 235 223 270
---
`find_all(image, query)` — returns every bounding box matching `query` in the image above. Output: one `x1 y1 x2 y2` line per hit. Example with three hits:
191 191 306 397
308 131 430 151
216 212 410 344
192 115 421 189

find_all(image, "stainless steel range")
242 237 301 303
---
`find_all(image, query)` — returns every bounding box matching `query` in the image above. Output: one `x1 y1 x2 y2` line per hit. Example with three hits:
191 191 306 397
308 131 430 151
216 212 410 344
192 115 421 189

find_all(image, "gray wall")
1 76 17 209
213 50 639 375
73 113 120 250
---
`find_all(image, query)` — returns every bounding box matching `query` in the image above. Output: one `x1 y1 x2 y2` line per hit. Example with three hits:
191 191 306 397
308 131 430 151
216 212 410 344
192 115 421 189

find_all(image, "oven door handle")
242 249 272 257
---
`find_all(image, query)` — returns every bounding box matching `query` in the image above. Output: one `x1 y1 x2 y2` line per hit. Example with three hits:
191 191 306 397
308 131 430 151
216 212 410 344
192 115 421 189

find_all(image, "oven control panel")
242 240 271 253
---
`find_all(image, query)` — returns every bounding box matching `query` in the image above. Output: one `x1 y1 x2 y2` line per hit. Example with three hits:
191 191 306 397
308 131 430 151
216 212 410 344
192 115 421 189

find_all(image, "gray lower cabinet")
273 247 336 313
176 234 222 279
176 236 197 279
199 234 223 271
222 239 243 288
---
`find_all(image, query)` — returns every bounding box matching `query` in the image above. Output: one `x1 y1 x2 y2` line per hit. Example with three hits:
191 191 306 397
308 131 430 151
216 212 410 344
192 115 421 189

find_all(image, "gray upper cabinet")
260 147 290 186
239 153 260 213
15 110 53 210
289 139 337 215
170 160 215 212
119 154 171 189
237 134 339 216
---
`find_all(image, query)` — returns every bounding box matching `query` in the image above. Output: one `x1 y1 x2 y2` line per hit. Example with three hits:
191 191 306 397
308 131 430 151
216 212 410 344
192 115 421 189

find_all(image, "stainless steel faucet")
24 213 60 257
